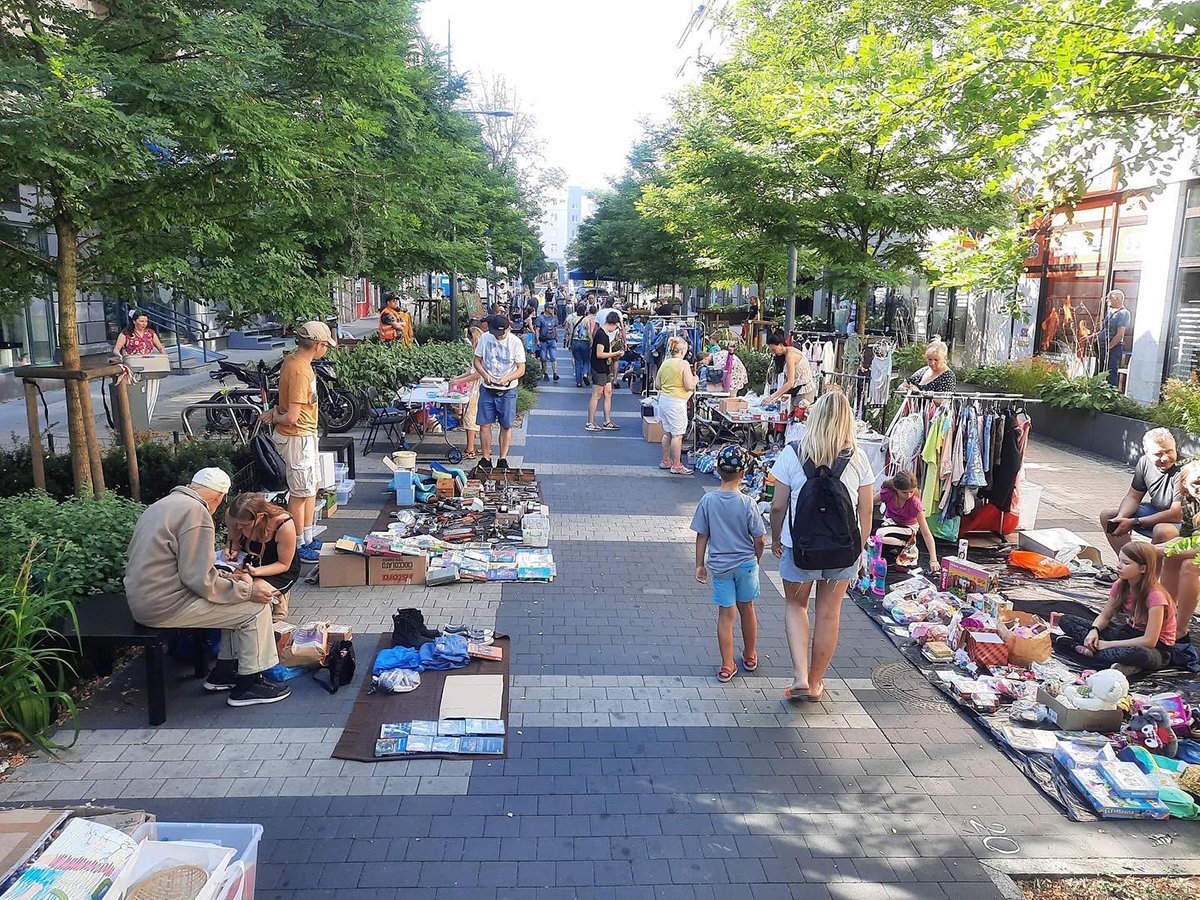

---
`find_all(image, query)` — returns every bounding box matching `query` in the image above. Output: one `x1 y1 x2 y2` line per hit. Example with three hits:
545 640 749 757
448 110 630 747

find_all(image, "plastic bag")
372 668 421 693
1008 550 1071 579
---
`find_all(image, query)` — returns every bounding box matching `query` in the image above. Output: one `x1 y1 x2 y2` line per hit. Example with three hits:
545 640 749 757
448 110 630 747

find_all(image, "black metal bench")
71 593 209 726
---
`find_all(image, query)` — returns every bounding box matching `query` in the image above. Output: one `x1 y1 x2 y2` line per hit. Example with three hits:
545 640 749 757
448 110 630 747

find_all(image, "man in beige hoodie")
124 468 290 707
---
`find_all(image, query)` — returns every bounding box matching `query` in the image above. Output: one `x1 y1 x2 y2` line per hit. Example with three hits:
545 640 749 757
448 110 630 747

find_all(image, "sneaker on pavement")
553 374 560 381
298 542 321 564
496 458 510 471
476 457 493 474
228 674 291 707
203 659 238 692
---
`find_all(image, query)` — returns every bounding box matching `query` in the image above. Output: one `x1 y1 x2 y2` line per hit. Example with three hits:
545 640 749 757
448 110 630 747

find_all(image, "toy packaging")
1067 767 1170 819
939 556 999 598
1053 739 1117 770
1099 760 1159 800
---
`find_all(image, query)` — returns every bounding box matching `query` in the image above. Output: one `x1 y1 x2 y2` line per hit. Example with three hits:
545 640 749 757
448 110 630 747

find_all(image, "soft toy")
1057 668 1130 711
1124 706 1179 758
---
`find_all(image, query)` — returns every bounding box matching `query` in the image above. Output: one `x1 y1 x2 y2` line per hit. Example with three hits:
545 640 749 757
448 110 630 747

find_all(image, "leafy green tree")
0 0 543 493
645 0 1009 333
570 132 695 289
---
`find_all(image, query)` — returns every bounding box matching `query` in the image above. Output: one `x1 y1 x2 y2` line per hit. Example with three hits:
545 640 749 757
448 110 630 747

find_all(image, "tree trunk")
857 281 868 337
78 378 105 496
756 263 766 314
54 214 91 497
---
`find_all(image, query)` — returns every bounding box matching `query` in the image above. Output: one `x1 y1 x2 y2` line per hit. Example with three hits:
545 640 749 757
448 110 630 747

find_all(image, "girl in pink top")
874 471 940 572
1058 542 1176 676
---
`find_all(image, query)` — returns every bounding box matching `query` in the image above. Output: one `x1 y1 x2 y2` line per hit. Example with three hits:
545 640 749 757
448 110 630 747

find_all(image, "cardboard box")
1019 528 1102 565
643 418 664 443
318 543 368 587
435 476 457 498
369 553 429 586
719 397 748 414
1037 684 1124 733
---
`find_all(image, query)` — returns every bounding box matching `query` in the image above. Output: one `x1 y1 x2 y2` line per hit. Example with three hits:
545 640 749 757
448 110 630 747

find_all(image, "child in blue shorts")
690 445 765 682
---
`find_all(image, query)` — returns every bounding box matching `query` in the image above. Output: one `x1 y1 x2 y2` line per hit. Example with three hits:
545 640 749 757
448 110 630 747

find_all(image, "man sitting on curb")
1098 428 1182 581
124 468 289 707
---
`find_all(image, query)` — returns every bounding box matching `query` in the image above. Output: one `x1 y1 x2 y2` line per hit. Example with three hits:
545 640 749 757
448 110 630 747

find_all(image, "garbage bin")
111 378 151 431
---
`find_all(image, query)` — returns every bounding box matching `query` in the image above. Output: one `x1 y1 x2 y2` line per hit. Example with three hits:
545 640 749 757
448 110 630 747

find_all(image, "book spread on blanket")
375 720 507 756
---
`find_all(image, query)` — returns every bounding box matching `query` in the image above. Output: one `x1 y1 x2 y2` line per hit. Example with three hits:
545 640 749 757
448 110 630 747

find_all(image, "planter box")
1027 405 1200 465
701 310 751 325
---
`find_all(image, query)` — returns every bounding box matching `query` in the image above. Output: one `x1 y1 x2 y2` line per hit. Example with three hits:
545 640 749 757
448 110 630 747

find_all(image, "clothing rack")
886 389 1038 540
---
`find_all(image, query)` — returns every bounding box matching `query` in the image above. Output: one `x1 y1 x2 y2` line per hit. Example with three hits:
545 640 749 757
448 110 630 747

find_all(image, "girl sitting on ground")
1057 542 1176 677
873 471 940 572
225 493 300 622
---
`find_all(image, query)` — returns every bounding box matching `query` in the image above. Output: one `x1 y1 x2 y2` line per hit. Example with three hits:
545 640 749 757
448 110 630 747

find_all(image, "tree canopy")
575 0 1199 325
0 0 546 494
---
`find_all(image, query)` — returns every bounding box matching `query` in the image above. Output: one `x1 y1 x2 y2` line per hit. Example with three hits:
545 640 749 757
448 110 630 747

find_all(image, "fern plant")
0 544 80 754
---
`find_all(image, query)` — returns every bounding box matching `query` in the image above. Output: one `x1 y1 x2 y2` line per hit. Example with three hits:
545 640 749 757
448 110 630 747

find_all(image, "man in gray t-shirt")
1099 427 1182 555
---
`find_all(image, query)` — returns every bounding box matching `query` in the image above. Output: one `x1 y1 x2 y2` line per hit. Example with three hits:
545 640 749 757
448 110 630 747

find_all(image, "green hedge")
0 493 144 598
0 439 252 504
327 339 543 398
326 341 475 397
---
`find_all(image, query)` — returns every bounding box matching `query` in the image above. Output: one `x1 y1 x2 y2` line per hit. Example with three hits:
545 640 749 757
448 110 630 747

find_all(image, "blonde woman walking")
769 392 874 702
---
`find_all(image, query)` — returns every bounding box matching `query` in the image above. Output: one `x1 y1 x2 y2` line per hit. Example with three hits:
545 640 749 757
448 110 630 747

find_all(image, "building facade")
539 185 590 281
1013 162 1199 402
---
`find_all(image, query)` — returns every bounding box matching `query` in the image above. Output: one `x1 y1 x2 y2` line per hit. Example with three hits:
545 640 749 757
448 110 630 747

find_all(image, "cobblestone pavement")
4 354 1200 898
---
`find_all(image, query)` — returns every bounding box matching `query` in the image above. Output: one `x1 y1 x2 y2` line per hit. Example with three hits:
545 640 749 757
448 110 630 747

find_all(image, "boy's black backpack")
787 442 860 570
313 639 356 693
537 316 556 342
250 432 288 492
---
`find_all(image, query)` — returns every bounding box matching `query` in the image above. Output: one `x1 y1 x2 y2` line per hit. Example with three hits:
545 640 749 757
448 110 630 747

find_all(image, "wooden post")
76 376 106 496
23 381 46 492
113 379 140 502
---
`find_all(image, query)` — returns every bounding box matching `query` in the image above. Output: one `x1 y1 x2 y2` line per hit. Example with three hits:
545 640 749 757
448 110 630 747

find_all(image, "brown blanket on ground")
332 632 511 762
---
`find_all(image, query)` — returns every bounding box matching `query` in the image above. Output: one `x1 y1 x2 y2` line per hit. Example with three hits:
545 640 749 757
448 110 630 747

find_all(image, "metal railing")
137 300 217 372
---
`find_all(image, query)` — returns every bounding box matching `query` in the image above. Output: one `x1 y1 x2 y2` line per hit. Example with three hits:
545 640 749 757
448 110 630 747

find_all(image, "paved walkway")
4 350 1199 899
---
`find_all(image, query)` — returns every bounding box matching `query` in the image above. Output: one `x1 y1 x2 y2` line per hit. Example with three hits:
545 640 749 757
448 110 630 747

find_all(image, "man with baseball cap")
472 314 526 473
125 468 289 706
261 321 336 563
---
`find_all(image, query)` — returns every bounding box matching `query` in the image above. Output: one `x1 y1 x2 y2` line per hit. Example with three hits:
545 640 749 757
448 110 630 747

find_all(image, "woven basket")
127 864 210 900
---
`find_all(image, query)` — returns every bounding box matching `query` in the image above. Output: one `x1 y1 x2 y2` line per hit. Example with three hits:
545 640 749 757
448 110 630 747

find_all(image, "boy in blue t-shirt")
690 445 766 682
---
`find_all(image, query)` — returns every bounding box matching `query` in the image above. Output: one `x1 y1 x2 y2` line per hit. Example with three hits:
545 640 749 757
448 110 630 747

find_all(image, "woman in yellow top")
655 335 699 474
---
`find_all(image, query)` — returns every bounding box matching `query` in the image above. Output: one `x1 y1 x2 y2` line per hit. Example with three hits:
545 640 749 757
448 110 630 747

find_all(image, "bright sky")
419 0 705 192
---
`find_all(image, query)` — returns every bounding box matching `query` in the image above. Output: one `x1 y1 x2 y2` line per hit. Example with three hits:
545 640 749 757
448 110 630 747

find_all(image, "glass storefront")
1032 195 1143 380
1165 183 1200 380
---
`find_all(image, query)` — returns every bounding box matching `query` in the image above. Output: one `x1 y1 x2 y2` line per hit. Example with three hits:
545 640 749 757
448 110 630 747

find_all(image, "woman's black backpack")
313 639 356 693
787 444 860 570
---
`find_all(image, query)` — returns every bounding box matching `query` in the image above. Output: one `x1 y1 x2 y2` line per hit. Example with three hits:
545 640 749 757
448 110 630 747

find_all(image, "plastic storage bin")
1017 480 1043 531
333 462 349 482
336 479 355 505
395 474 415 506
129 822 263 899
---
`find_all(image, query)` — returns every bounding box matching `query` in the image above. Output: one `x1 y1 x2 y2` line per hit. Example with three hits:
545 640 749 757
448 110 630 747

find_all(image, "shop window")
1 185 19 213
1167 270 1200 379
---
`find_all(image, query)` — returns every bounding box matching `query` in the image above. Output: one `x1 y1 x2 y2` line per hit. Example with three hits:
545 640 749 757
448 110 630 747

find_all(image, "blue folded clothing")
373 645 421 675
418 633 470 671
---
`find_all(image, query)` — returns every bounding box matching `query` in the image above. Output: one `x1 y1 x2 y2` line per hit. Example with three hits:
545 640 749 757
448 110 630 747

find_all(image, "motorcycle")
205 358 361 435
